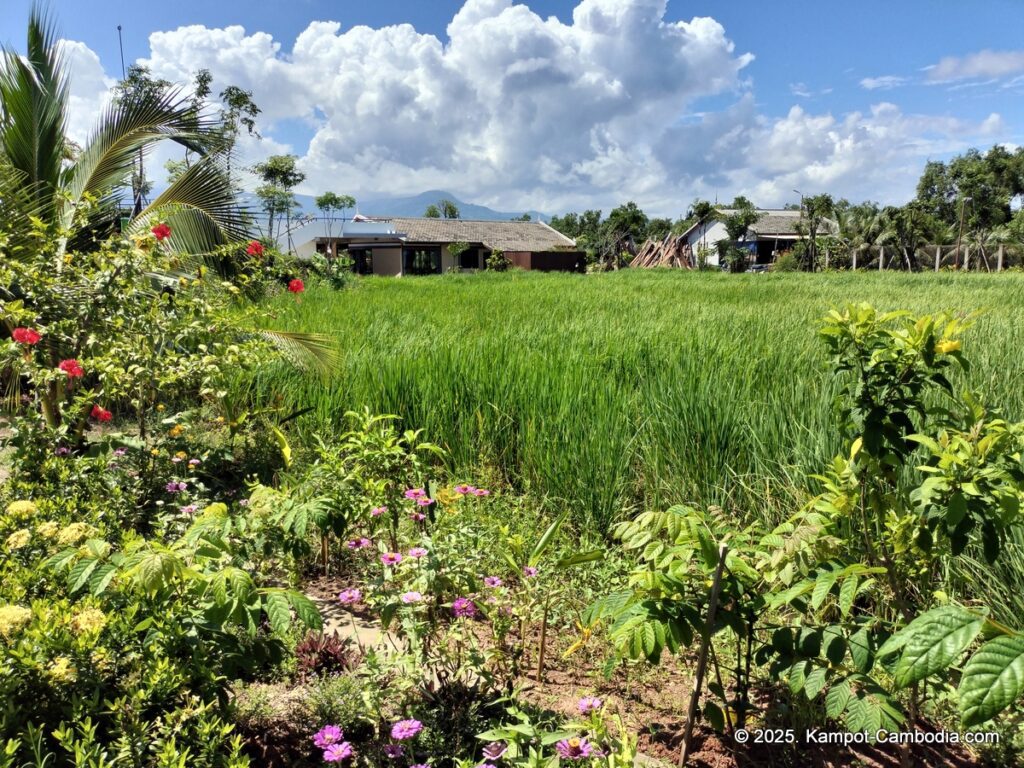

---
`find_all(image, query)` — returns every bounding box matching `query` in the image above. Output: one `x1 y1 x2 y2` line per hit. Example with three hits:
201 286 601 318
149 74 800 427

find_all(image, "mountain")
249 189 549 222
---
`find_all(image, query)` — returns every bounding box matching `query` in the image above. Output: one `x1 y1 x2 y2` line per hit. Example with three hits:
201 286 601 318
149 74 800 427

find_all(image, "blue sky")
4 0 1023 216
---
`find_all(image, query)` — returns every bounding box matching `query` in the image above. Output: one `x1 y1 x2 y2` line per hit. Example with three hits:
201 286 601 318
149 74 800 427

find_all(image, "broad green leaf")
893 605 986 689
811 569 839 611
556 550 603 568
960 635 1024 727
287 591 322 631
529 512 567 565
804 666 828 700
825 679 851 718
264 591 292 635
838 576 858 617
68 558 98 594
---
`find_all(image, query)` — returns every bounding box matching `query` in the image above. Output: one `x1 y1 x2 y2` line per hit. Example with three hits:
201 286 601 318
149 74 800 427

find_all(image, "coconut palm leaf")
0 6 68 221
128 157 250 254
258 330 341 375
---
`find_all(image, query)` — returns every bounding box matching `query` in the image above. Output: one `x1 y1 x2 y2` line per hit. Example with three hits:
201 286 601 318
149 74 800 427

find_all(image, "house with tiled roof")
277 215 584 275
679 208 838 268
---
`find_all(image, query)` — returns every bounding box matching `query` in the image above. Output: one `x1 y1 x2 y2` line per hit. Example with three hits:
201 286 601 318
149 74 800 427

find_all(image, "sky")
3 0 1024 217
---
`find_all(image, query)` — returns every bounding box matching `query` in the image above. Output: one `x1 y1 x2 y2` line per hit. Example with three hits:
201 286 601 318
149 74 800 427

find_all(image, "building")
276 216 584 275
679 208 838 268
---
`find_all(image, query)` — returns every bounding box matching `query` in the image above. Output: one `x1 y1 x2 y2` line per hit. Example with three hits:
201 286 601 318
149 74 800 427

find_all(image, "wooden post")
964 246 969 272
852 247 858 270
824 250 830 270
879 246 885 271
935 245 941 272
679 544 729 768
998 244 1004 272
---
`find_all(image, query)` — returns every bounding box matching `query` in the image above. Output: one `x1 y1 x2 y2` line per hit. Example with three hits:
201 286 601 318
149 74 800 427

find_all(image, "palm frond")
128 157 250 254
258 330 341 375
0 5 68 220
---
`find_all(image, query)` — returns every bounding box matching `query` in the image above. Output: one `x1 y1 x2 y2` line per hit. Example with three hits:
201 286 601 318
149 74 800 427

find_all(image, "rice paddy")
249 269 1024 532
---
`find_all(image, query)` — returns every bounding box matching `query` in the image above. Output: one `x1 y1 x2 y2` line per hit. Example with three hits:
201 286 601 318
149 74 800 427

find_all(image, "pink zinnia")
454 484 474 494
404 488 425 499
381 552 403 566
391 719 423 740
151 222 171 241
288 278 305 294
523 566 538 577
416 497 433 507
472 488 490 497
91 404 112 422
371 506 387 517
323 741 353 761
409 512 426 522
408 547 427 558
483 576 503 588
313 724 343 748
400 591 422 604
345 538 370 550
555 737 597 760
452 597 477 618
578 696 602 714
338 589 362 605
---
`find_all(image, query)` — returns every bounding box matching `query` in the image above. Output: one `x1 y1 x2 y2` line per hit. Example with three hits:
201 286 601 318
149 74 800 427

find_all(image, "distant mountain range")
243 189 550 222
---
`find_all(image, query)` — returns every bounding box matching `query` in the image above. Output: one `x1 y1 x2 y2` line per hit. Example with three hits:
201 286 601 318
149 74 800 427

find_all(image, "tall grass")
247 270 1024 533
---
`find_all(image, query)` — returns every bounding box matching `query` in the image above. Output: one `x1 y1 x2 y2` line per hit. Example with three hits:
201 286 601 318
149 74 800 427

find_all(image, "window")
403 246 441 275
350 249 373 275
460 247 480 270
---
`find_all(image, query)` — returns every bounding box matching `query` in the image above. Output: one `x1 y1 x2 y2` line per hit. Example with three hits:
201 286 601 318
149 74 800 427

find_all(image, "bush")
772 250 801 271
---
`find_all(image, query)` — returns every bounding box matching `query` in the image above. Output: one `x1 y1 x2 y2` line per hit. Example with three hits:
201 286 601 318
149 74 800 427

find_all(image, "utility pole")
954 196 972 270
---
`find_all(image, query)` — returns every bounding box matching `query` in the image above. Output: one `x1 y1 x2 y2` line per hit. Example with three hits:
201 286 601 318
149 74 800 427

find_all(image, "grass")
247 269 1024 533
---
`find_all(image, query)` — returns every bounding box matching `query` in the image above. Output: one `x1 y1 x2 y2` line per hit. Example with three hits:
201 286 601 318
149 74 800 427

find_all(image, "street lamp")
955 196 972 270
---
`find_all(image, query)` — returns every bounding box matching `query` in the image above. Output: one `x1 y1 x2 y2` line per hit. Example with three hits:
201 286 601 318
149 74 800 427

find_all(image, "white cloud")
51 1 1021 216
58 40 115 144
859 75 910 91
927 49 1024 83
789 82 811 98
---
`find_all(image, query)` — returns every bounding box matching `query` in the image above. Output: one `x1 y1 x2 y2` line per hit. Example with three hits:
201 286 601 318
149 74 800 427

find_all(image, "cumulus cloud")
58 40 115 144
49 1 1020 214
927 49 1024 83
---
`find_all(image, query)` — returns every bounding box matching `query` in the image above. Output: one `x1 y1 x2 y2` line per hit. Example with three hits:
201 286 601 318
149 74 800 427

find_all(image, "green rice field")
249 270 1024 532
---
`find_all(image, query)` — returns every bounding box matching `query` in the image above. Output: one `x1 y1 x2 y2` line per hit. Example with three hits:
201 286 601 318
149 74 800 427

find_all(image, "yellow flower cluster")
57 523 97 547
935 339 962 354
5 529 31 550
36 520 59 539
174 450 187 460
72 608 107 635
5 500 37 523
0 605 32 638
47 656 78 683
169 424 184 438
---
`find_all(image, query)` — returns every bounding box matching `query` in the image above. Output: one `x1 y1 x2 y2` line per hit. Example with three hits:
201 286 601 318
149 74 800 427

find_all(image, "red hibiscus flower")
11 327 41 345
91 404 112 422
287 278 305 294
151 223 172 241
58 359 84 378
246 240 264 257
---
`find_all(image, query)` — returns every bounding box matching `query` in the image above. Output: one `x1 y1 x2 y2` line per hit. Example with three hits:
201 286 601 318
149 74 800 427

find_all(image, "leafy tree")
0 9 245 255
253 154 305 241
511 212 531 221
315 191 356 248
112 65 172 214
437 198 460 219
218 84 261 186
424 204 441 218
717 196 759 272
604 201 648 243
796 193 835 270
646 217 673 241
879 203 940 271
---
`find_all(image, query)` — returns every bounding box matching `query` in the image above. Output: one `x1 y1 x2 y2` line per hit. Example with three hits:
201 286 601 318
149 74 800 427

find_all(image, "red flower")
58 359 84 378
246 240 264 257
91 404 112 422
11 327 41 345
151 223 172 241
288 278 305 294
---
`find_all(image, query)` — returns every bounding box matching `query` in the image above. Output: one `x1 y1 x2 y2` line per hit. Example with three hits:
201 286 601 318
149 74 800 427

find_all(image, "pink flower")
383 744 405 759
400 591 423 604
381 552 403 566
577 696 602 714
472 488 490 497
482 742 508 760
452 597 477 618
345 538 371 550
151 222 171 241
371 506 387 517
313 725 343 748
409 512 426 522
522 566 538 577
408 547 427 558
404 488 425 499
483 576 503 588
90 404 112 422
454 484 474 494
11 327 41 345
416 497 433 507
58 359 84 378
391 719 423 740
555 737 598 760
188 458 201 466
323 741 354 761
338 589 362 605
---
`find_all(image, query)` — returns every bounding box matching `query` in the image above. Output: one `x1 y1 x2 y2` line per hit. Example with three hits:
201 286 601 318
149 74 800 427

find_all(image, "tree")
253 154 305 242
646 217 673 241
315 191 356 252
218 85 261 187
511 213 531 221
879 203 939 271
112 65 171 215
438 198 460 219
717 196 759 272
424 204 441 218
0 9 245 256
796 193 835 270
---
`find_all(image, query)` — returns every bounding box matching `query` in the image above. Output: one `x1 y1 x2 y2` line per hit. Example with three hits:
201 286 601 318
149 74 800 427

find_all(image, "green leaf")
959 635 1024 727
88 563 117 595
838 576 858 617
264 591 292 635
556 550 603 568
68 558 98 594
893 605 986 689
804 666 829 700
529 512 567 566
286 591 322 631
811 569 839 611
946 492 967 526
703 701 725 732
825 679 851 719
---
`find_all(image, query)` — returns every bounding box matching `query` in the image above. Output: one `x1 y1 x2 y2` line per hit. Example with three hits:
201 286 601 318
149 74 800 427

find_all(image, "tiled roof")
713 209 838 237
383 217 577 252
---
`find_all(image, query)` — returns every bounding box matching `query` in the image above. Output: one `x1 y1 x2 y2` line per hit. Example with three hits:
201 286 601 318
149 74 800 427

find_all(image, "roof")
681 208 837 240
383 217 577 252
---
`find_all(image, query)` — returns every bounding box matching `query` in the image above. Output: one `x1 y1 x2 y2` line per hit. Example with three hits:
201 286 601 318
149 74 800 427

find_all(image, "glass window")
403 246 441 275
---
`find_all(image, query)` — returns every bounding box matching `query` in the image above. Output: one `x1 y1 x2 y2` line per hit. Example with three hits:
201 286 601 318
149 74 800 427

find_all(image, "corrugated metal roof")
383 217 577 252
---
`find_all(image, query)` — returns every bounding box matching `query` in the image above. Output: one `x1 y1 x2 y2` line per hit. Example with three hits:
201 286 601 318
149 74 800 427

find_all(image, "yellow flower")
174 451 187 460
150 448 160 456
57 523 96 547
5 500 37 522
0 605 32 638
47 656 77 683
72 608 107 635
935 339 961 354
215 416 225 424
156 404 166 412
169 424 184 438
90 647 113 672
5 529 31 550
36 521 59 539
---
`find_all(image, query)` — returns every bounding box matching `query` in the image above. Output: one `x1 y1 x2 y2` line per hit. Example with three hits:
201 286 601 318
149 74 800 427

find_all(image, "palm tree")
836 204 886 268
0 7 245 258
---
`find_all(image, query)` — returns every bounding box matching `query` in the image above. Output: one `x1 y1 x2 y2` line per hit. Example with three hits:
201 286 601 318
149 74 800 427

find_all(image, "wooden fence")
824 243 1022 272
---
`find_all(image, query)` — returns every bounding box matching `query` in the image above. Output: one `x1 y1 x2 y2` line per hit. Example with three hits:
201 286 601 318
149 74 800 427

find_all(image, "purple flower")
55 447 70 456
522 566 538 577
391 719 423 740
408 547 427 558
113 448 127 457
346 538 371 550
371 506 387 517
383 744 405 758
404 488 425 500
452 597 477 618
454 484 474 494
415 497 433 507
323 741 354 761
410 764 431 768
165 481 186 493
400 591 423 604
555 737 598 760
338 588 362 605
409 512 426 522
483 576 503 588
381 552 403 566
577 696 602 714
188 458 201 466
313 725 343 748
482 741 508 760
179 504 199 514
472 488 490 497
